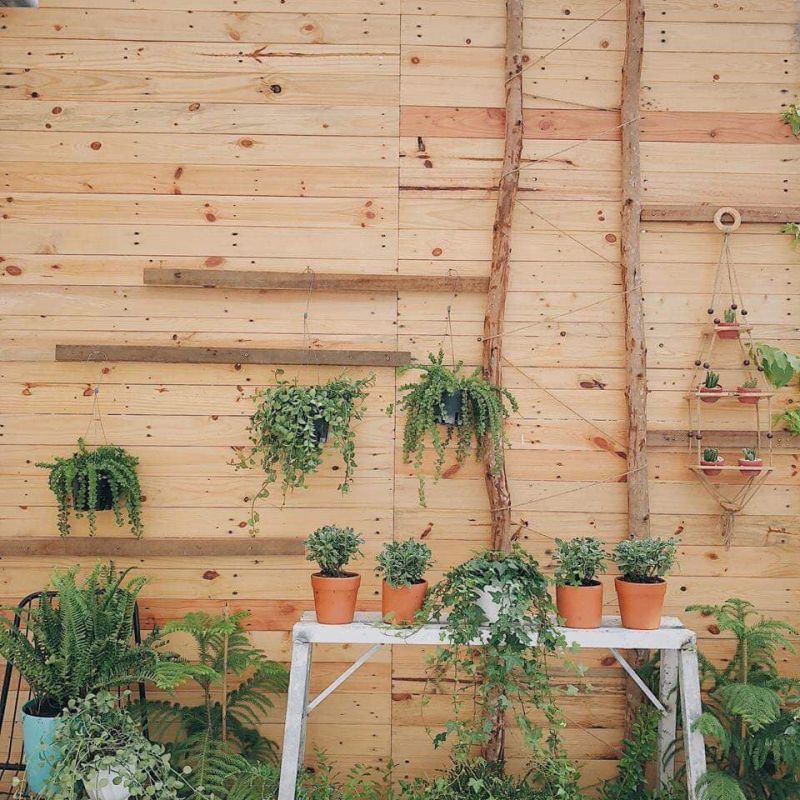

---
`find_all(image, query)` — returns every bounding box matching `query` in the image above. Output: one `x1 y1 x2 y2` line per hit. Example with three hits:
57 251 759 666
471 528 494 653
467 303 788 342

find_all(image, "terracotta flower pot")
699 385 723 404
738 458 763 476
716 322 740 340
382 579 428 625
556 582 603 629
736 387 762 405
700 458 725 477
311 573 361 624
615 577 667 630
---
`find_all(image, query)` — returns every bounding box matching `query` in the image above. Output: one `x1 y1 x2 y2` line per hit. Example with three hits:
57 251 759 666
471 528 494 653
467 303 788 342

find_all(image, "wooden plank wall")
0 0 798 788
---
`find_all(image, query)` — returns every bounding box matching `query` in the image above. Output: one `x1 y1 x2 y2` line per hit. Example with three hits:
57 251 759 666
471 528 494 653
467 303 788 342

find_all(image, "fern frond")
696 770 747 800
717 683 781 731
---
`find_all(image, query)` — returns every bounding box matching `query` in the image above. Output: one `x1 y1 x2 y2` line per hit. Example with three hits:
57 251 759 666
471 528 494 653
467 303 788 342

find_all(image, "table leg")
657 648 679 789
278 638 313 800
679 642 707 800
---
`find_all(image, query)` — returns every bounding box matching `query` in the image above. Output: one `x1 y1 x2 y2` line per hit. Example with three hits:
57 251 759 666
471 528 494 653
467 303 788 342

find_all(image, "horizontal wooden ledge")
55 344 411 368
0 537 303 558
648 430 797 449
642 205 800 224
143 268 489 293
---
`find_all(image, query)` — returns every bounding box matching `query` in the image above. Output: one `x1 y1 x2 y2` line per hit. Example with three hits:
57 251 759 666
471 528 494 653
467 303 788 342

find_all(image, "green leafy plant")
399 350 518 505
399 759 542 800
704 371 721 389
553 537 607 587
751 344 800 388
36 438 143 538
140 610 287 798
424 546 582 799
375 540 433 588
776 407 800 435
781 106 800 137
306 525 364 577
0 563 189 715
236 373 374 533
783 221 800 246
687 598 800 800
46 691 188 800
723 309 737 324
703 448 721 463
612 537 679 584
741 448 758 462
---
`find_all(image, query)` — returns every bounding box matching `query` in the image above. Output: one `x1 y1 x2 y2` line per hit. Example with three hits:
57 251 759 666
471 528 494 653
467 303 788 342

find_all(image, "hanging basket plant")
36 439 143 538
399 350 518 506
236 371 374 533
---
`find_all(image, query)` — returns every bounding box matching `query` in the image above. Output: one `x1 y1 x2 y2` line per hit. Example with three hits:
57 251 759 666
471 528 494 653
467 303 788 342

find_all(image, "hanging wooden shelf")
143 269 489 294
648 430 793 449
686 390 775 399
642 205 800 223
689 465 775 475
55 345 411 368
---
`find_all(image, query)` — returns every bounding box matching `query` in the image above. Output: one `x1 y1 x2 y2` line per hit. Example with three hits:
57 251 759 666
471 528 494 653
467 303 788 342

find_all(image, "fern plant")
776 407 800 435
781 106 800 137
36 438 143 538
687 598 800 800
0 563 189 716
399 350 518 505
138 610 288 798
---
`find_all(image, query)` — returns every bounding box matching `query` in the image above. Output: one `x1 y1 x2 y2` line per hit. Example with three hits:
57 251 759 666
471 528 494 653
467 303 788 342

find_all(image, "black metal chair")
0 591 147 797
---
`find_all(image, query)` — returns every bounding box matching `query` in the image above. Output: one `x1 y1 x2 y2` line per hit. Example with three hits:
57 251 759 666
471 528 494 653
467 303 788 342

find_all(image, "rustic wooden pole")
621 0 651 737
480 0 524 764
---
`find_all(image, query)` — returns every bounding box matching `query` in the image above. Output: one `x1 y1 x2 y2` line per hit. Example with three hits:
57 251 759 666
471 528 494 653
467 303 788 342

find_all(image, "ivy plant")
612 537 679 583
399 350 518 505
751 343 800 388
375 540 433 587
236 372 374 533
36 438 143 538
306 525 364 577
553 536 607 587
781 105 800 137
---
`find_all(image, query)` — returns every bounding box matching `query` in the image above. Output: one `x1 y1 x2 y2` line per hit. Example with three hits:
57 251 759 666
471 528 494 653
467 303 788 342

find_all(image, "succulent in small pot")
736 376 763 405
36 439 143 538
699 370 723 403
700 447 725 477
552 537 607 629
612 536 679 630
375 539 433 625
716 307 741 340
738 447 763 476
306 525 365 624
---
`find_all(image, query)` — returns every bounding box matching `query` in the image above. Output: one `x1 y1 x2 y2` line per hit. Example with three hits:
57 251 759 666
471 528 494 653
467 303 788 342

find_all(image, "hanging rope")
83 350 110 446
440 268 460 370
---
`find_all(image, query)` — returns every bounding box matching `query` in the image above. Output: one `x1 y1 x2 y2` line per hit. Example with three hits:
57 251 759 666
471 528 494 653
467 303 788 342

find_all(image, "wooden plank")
0 537 304 557
642 205 800 223
55 344 411 368
143 269 489 293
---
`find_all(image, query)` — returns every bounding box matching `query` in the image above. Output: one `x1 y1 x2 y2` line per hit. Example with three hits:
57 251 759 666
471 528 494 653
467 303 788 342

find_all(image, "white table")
278 613 706 800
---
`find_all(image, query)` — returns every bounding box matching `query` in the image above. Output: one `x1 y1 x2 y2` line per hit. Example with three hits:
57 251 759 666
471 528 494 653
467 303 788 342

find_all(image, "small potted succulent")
375 539 434 625
699 370 723 403
738 447 763 476
700 447 725 476
306 525 365 624
36 439 143 538
552 537 607 629
716 307 741 340
612 537 679 630
736 377 763 405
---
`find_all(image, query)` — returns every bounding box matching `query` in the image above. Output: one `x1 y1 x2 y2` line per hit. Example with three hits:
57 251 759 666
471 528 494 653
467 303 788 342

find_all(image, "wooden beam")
648 430 798 450
143 269 490 293
0 537 304 558
55 345 411 368
642 205 800 224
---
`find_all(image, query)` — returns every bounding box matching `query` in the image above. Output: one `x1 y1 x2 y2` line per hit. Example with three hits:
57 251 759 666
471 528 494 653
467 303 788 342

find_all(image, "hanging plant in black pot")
236 371 374 534
36 439 144 537
399 350 518 505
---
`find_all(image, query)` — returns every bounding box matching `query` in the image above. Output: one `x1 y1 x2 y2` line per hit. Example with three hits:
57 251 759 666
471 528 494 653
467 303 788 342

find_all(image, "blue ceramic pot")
22 700 61 794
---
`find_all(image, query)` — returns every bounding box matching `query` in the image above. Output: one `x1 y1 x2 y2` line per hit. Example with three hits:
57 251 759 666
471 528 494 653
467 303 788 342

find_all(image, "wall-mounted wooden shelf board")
55 345 411 368
143 269 490 293
642 205 800 223
648 430 796 449
0 537 304 558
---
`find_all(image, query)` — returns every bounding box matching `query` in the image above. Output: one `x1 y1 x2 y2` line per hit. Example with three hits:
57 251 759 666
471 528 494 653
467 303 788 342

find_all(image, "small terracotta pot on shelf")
699 385 723 403
615 577 667 630
738 458 763 476
311 573 361 624
736 387 763 405
382 579 428 625
700 457 725 477
715 322 740 340
556 582 603 629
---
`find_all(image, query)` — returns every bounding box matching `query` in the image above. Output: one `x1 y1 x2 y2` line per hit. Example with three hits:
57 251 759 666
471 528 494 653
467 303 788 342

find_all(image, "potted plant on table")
736 376 763 405
236 372 374 534
738 447 763 476
306 525 365 624
399 350 518 506
699 370 723 403
611 537 679 630
36 439 143 538
716 307 741 340
46 691 185 800
700 447 725 477
375 540 433 625
552 537 607 629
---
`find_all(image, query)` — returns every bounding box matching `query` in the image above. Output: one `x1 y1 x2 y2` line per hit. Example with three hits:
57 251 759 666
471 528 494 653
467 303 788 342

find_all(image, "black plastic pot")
72 474 114 512
313 418 330 445
435 389 463 426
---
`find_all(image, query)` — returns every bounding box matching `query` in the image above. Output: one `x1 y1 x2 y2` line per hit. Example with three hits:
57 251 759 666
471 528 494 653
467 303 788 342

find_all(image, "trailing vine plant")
236 372 374 533
36 438 143 537
399 350 518 505
424 546 582 799
780 105 800 137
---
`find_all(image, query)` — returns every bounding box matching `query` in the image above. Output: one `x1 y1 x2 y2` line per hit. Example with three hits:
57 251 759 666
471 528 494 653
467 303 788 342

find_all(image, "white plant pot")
475 582 508 624
84 767 132 800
